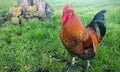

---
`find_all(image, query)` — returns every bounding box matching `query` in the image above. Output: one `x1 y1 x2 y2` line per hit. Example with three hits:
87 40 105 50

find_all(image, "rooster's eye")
63 13 66 16
67 10 71 14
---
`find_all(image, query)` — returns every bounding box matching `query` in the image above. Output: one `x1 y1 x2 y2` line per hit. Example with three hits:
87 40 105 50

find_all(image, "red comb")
63 4 72 13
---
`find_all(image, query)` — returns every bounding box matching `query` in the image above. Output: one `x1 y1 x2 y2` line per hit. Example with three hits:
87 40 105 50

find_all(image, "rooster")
60 4 106 69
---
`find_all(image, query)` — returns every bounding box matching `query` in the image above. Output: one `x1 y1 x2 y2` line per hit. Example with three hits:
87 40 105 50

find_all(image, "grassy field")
0 0 120 72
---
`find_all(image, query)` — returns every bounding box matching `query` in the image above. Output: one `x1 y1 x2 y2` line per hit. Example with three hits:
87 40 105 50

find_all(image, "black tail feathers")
99 10 107 13
93 9 107 21
89 10 107 40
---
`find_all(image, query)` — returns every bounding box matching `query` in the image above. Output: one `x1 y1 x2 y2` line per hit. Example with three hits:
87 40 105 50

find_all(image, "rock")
27 5 37 12
25 5 38 18
0 17 4 22
19 16 26 24
0 17 5 26
11 17 19 24
45 3 54 16
0 14 5 26
4 6 21 21
4 12 12 21
12 6 22 17
0 13 3 17
2 0 54 25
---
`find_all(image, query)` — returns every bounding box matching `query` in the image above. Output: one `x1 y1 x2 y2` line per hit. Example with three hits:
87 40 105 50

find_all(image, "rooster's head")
62 4 73 25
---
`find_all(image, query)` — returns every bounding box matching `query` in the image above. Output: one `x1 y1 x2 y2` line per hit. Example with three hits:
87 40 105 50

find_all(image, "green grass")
0 0 120 72
0 0 16 13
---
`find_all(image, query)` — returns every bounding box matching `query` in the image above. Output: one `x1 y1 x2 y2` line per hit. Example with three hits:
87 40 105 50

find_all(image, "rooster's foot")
86 60 92 69
70 57 78 67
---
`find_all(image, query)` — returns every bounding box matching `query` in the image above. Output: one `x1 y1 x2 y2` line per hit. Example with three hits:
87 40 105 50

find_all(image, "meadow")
0 0 120 72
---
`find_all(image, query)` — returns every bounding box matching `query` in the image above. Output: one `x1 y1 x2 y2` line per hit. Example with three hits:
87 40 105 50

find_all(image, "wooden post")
17 0 32 12
35 0 46 16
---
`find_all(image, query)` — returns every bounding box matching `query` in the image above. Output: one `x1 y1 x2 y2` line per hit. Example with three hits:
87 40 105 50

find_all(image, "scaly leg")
86 60 91 69
71 57 77 67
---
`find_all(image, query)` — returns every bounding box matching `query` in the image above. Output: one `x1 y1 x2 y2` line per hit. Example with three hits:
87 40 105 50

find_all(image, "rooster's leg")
86 60 91 69
71 57 77 67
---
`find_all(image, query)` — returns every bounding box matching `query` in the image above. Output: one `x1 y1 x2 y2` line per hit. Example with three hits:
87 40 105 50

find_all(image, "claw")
71 61 77 67
71 57 77 67
86 60 92 69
